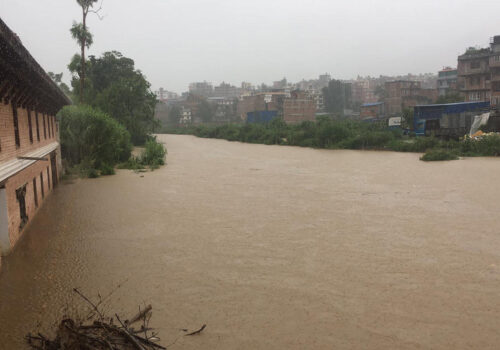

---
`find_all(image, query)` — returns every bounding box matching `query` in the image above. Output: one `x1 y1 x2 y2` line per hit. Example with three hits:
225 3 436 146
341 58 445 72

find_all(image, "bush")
59 105 132 175
420 149 459 161
140 136 166 167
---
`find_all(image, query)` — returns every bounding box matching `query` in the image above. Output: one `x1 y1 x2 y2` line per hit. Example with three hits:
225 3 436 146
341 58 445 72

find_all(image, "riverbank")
163 119 500 161
1 135 500 349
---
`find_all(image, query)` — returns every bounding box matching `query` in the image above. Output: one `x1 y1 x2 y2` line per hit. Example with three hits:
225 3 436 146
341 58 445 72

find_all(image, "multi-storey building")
238 91 316 124
0 19 70 267
283 91 316 124
490 36 500 108
437 67 458 96
385 81 437 115
458 48 491 103
189 81 213 97
213 82 240 99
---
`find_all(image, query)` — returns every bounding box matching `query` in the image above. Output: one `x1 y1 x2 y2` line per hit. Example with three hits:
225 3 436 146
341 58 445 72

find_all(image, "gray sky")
1 0 500 93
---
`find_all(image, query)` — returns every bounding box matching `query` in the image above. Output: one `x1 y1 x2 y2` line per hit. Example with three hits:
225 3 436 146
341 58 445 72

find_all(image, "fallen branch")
185 324 206 336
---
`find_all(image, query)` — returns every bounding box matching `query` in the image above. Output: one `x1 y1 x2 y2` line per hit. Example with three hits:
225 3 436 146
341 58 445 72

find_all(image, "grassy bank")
162 118 500 161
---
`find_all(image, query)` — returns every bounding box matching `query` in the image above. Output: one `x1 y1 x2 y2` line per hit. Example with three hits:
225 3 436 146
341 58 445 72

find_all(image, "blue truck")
413 101 490 138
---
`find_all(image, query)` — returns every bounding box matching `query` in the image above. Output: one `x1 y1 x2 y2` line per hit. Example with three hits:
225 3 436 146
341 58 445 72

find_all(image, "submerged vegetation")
164 117 500 162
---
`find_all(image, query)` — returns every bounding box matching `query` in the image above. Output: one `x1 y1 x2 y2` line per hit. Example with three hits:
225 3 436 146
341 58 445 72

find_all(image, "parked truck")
413 101 490 139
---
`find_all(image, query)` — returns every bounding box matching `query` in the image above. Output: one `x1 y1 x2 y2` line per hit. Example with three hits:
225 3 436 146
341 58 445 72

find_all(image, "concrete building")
213 82 240 99
490 36 500 108
437 67 458 96
458 48 491 103
0 19 70 267
189 81 213 98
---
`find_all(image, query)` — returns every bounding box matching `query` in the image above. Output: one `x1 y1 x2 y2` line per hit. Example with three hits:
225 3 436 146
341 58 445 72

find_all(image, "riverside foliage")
59 105 132 176
164 117 500 161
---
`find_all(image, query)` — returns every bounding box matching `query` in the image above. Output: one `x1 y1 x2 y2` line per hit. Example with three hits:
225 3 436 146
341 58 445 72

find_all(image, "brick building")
360 102 385 119
385 80 437 115
0 19 70 267
238 91 316 124
283 91 316 123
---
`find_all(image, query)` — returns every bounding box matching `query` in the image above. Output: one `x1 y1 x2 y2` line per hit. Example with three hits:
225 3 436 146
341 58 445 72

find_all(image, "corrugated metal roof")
0 142 59 183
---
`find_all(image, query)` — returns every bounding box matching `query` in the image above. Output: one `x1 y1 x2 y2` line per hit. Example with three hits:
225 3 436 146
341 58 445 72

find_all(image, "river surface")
1 134 500 349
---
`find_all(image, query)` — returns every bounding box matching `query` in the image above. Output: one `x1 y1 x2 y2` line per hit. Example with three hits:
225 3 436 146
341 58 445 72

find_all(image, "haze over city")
2 0 500 93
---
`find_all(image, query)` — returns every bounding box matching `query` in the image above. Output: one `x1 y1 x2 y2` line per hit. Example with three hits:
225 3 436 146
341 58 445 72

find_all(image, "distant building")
180 106 192 124
283 91 316 124
385 80 437 115
189 81 213 97
155 88 178 103
490 36 500 108
458 48 491 103
437 67 458 96
360 102 385 119
238 90 316 124
213 82 240 99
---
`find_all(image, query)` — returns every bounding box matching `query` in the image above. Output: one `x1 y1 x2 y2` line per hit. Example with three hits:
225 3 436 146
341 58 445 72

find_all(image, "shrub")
420 149 459 161
140 136 166 167
59 105 132 172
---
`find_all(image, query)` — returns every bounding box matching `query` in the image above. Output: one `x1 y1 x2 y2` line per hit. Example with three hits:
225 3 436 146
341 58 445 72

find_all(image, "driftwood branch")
185 324 206 336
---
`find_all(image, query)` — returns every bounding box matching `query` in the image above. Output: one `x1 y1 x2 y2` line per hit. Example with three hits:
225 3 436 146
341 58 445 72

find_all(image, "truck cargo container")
414 101 490 138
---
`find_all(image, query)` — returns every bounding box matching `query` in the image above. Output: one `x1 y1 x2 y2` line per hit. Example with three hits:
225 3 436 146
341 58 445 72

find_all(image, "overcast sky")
1 0 500 93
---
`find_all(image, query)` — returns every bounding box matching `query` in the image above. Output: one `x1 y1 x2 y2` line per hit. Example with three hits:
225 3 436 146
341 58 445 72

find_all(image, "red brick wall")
4 156 58 248
0 102 59 163
0 100 61 253
283 98 316 124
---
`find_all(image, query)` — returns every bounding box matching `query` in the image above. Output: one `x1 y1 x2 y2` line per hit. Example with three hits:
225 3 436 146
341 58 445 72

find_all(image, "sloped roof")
0 18 71 115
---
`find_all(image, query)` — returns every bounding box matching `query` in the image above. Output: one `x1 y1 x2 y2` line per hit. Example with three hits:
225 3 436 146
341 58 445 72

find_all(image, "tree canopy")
69 51 158 144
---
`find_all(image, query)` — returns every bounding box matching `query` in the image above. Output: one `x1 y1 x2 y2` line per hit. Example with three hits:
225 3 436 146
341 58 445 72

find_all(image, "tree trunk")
80 8 87 104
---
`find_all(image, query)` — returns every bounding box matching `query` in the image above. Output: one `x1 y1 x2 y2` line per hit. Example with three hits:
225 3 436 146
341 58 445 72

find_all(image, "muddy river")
1 134 500 349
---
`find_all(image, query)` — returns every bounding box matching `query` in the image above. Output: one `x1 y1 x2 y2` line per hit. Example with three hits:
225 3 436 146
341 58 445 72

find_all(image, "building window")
43 114 47 139
46 167 51 190
27 110 34 144
471 61 480 69
40 173 44 199
35 112 40 141
51 116 55 138
33 178 38 208
12 103 20 148
16 185 28 230
495 55 500 62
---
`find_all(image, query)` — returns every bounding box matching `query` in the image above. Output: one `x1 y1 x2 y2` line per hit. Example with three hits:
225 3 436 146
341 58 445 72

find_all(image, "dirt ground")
1 134 500 349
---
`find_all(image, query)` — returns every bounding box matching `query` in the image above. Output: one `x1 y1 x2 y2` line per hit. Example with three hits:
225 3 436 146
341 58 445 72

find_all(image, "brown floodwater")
1 134 500 349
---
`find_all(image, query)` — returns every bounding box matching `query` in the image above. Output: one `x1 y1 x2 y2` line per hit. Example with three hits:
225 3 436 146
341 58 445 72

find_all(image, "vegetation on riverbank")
163 117 500 161
60 105 132 177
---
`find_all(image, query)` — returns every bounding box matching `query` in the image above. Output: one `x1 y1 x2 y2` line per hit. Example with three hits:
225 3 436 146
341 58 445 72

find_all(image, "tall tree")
68 51 158 144
71 0 102 103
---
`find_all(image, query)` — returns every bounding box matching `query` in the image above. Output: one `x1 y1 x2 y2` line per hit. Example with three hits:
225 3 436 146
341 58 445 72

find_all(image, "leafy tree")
71 0 102 103
48 72 72 99
374 85 387 100
322 79 350 115
168 105 182 125
402 108 414 130
69 51 158 144
197 99 215 123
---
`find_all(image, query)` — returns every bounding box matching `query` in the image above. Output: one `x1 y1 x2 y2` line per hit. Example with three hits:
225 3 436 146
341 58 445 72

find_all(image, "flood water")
1 134 500 349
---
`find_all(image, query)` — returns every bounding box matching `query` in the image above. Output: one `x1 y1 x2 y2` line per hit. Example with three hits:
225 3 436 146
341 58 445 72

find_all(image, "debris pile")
26 288 206 350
